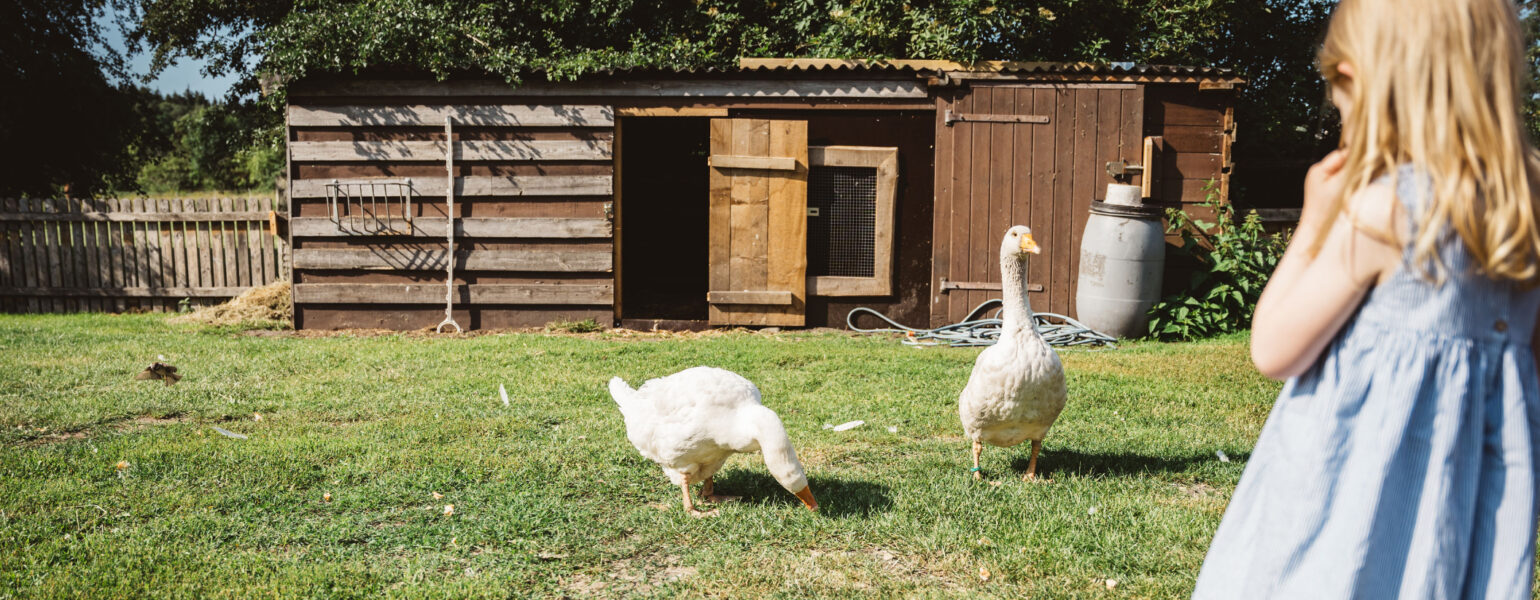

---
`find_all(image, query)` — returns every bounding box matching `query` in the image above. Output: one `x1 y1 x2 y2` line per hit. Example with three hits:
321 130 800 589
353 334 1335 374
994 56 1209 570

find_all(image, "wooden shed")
284 60 1241 331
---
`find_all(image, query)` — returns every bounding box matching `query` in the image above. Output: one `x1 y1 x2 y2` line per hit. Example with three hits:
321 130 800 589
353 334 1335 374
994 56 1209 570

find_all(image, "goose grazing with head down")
609 367 818 516
958 225 1069 481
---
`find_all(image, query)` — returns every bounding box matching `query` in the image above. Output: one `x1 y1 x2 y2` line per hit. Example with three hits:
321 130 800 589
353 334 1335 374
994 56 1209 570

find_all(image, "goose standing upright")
958 226 1068 480
609 367 818 516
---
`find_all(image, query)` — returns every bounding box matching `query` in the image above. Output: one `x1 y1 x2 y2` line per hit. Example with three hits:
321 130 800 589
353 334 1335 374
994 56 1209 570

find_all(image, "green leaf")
1142 193 1290 341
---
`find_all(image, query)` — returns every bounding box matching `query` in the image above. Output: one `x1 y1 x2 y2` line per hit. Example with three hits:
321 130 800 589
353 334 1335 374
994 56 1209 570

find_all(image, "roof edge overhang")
286 58 1244 99
736 58 1246 86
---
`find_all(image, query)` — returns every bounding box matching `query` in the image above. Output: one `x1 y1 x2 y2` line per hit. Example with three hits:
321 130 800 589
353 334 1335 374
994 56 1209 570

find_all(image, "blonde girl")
1193 0 1540 597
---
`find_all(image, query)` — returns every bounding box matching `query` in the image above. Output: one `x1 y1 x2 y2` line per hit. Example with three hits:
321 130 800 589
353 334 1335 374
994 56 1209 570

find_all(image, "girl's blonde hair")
1316 0 1540 282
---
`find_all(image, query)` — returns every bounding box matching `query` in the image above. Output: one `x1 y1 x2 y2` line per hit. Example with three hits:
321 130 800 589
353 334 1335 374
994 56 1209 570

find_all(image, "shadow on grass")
713 470 892 519
1009 449 1253 479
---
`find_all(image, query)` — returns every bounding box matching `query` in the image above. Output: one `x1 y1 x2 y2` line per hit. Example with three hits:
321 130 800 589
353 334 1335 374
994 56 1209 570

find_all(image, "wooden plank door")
706 118 808 326
930 84 1144 326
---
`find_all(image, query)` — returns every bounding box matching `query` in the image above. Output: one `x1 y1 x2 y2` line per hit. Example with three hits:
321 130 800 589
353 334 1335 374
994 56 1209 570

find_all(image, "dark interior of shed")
617 117 711 322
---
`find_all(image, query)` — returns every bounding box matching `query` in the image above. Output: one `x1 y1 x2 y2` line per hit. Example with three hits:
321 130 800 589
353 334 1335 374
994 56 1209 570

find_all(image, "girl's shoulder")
1341 173 1403 244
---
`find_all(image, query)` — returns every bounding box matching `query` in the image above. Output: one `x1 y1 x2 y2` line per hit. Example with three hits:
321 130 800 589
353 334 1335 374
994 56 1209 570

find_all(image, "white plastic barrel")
1075 184 1166 339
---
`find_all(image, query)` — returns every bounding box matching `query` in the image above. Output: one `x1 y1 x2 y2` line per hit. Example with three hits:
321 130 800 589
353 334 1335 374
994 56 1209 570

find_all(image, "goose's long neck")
748 408 809 493
744 406 817 510
1000 253 1035 336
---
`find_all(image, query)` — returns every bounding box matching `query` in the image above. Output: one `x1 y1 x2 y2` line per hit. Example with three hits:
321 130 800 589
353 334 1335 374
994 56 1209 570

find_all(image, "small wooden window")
806 146 898 297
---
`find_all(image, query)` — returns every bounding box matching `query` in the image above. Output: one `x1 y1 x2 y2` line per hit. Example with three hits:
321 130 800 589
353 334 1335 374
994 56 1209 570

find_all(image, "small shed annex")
284 59 1242 331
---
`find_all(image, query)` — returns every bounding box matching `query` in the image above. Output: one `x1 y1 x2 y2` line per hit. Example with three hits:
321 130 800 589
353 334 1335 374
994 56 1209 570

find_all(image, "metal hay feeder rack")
325 179 415 235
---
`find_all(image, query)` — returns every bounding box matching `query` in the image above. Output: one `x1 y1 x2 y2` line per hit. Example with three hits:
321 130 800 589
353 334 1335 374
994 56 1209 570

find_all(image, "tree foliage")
0 0 143 195
112 0 1343 183
21 1 1529 195
1146 188 1289 341
115 1 1333 90
1523 1 1540 142
0 1 282 195
130 91 283 193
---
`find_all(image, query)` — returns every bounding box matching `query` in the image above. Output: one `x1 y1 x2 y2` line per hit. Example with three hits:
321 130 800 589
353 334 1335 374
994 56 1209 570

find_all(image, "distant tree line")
0 1 281 197
5 0 1539 200
125 89 283 195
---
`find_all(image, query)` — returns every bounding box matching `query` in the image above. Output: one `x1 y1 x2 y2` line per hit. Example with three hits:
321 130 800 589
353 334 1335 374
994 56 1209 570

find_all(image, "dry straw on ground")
170 281 292 327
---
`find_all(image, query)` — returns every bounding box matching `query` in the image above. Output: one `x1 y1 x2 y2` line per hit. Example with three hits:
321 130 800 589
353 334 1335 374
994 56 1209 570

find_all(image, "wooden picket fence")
0 197 289 313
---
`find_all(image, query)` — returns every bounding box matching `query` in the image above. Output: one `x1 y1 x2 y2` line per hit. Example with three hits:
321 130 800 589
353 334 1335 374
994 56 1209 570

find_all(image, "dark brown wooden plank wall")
1143 85 1233 205
286 100 617 330
930 83 1145 325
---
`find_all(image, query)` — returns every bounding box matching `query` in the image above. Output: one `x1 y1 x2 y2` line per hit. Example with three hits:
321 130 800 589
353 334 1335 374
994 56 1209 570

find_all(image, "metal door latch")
1105 160 1145 183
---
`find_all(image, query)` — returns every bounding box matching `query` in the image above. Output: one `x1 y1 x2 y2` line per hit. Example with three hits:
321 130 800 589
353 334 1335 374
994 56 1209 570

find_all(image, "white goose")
958 225 1069 481
609 367 818 515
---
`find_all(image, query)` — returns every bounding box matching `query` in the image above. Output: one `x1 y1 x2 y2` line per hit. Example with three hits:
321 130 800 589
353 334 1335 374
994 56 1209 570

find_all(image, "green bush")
1146 187 1289 341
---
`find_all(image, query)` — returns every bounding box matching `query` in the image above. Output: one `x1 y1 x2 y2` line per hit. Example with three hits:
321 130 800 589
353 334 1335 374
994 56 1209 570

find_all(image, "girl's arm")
1531 304 1540 375
1532 313 1540 375
1250 155 1402 380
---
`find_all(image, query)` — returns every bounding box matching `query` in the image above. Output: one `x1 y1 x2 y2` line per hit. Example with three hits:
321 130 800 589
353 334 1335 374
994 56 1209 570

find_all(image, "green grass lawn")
0 313 1279 598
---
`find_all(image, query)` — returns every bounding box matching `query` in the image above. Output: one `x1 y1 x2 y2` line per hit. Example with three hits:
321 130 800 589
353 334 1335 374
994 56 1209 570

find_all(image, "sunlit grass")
0 313 1276 598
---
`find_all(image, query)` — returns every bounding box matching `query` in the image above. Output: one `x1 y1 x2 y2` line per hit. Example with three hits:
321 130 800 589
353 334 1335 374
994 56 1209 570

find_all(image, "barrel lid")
1089 200 1166 218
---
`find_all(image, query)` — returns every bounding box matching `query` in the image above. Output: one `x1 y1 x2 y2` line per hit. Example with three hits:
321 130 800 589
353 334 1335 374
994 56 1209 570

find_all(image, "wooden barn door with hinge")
931 83 1144 326
706 118 809 326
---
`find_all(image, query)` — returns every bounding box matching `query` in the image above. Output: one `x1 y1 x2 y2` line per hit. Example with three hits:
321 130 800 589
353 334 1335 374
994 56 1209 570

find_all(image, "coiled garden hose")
846 300 1118 348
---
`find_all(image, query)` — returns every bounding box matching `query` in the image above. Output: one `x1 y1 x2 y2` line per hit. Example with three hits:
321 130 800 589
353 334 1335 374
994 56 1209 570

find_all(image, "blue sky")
98 7 245 100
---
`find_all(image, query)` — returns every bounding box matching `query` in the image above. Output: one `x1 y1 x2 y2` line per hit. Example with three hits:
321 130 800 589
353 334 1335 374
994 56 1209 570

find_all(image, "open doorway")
617 117 711 323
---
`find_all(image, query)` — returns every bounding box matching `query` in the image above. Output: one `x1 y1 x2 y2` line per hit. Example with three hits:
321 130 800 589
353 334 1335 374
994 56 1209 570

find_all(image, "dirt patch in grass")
11 414 188 446
236 324 859 340
563 553 697 597
115 415 188 431
1175 482 1217 499
864 547 956 585
258 327 742 339
132 415 185 426
1166 481 1227 513
811 547 962 590
13 429 90 447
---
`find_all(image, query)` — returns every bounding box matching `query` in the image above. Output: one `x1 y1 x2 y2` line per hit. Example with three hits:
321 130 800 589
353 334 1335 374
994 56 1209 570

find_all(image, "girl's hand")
1300 149 1349 235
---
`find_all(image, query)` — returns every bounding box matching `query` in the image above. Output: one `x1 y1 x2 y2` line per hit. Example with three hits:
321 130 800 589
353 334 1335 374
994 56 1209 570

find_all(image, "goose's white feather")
959 226 1069 448
958 327 1067 446
609 367 808 494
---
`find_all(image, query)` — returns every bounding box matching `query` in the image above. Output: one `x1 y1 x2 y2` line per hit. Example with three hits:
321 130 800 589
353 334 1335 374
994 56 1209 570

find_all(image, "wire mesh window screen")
808 166 877 278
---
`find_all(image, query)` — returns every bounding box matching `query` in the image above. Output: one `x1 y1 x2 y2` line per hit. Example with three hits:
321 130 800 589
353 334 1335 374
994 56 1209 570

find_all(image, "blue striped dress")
1193 167 1540 599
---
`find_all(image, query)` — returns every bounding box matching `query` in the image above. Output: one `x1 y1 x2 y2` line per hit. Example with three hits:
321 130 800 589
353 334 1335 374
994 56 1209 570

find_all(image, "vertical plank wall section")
0 197 285 313
1145 85 1235 207
285 103 616 330
930 84 1144 326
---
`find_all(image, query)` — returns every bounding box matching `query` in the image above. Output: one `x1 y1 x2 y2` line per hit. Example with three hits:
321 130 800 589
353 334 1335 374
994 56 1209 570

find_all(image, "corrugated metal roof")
577 58 1241 81
300 59 1241 85
735 58 1239 78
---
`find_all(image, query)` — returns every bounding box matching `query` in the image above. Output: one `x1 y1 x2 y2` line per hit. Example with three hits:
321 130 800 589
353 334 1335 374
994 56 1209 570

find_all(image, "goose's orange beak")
794 486 818 511
1019 233 1041 254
